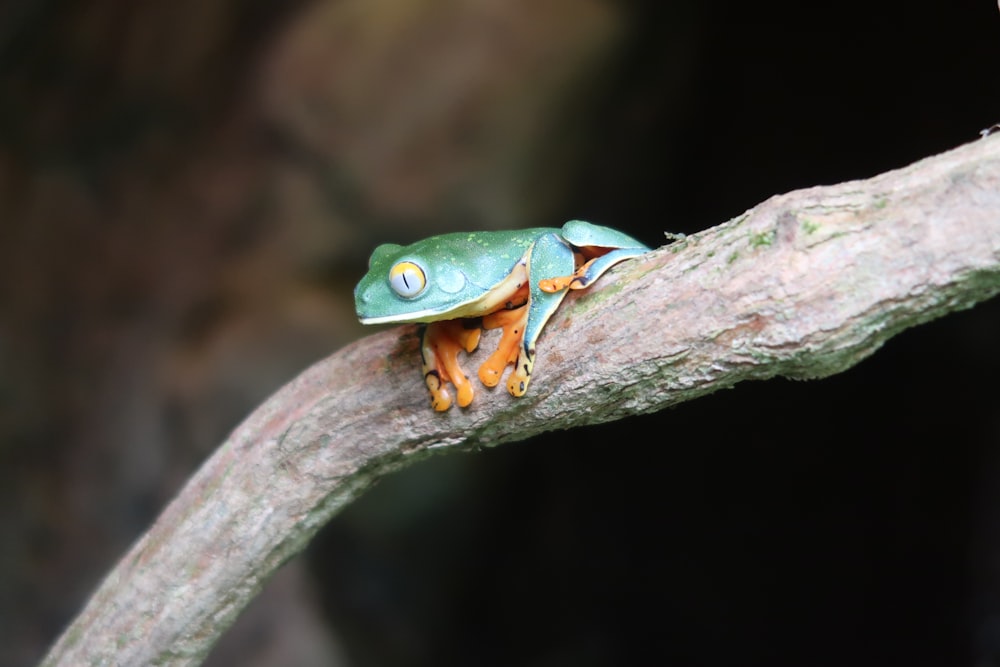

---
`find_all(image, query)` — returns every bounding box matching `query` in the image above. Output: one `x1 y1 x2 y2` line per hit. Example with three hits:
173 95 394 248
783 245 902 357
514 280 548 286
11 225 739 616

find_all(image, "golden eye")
389 261 426 298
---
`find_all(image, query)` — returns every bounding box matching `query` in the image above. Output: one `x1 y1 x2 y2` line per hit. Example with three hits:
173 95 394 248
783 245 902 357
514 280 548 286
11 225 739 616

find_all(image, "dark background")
1 1 998 665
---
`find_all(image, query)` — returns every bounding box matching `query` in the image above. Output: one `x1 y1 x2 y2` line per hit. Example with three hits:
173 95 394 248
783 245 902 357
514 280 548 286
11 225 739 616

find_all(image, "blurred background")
1 0 999 665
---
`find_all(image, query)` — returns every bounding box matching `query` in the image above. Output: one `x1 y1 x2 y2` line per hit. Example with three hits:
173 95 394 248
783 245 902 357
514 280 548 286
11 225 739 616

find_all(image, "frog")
354 220 650 411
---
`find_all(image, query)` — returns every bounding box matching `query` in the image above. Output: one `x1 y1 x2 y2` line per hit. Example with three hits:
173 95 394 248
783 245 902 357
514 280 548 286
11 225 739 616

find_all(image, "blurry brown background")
2 0 999 665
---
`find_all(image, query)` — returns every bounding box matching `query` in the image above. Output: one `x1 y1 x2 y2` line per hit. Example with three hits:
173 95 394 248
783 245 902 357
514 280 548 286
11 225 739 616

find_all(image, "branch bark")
42 135 1000 665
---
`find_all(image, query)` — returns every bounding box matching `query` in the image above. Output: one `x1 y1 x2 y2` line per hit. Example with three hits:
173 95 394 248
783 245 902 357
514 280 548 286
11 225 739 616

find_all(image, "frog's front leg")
421 319 481 411
477 305 530 394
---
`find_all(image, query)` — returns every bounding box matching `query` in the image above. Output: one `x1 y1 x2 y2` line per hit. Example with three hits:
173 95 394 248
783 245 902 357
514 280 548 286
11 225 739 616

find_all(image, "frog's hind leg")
501 232 577 397
539 246 648 293
421 319 481 411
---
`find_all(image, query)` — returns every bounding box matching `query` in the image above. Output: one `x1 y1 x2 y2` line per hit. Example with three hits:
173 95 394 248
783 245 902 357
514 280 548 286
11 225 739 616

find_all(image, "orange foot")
478 306 528 391
538 256 602 293
421 319 481 411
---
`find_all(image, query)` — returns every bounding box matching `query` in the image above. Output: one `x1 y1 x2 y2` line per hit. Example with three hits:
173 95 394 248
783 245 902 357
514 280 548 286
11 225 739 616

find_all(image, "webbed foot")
478 306 536 397
421 320 481 411
478 306 527 390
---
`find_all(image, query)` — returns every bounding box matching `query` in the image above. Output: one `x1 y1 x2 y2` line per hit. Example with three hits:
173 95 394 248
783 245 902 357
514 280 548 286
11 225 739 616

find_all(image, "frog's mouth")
355 290 496 325
356 308 460 326
354 283 486 324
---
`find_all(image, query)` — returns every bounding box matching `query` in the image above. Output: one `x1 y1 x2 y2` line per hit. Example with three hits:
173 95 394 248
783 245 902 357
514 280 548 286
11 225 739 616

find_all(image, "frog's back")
408 227 555 290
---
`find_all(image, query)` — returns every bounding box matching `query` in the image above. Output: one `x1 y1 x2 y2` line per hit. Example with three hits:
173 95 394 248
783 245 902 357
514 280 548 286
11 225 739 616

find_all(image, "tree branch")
42 135 1000 665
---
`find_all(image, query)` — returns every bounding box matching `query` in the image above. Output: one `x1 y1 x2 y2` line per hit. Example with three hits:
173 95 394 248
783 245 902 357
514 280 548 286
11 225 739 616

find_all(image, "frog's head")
355 241 484 325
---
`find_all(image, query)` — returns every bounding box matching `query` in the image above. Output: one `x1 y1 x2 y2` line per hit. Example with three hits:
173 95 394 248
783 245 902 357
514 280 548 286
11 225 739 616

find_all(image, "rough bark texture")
42 135 1000 665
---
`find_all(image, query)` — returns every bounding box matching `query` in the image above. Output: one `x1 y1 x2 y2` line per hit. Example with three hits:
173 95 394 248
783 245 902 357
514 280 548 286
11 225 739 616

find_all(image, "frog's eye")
389 261 426 298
